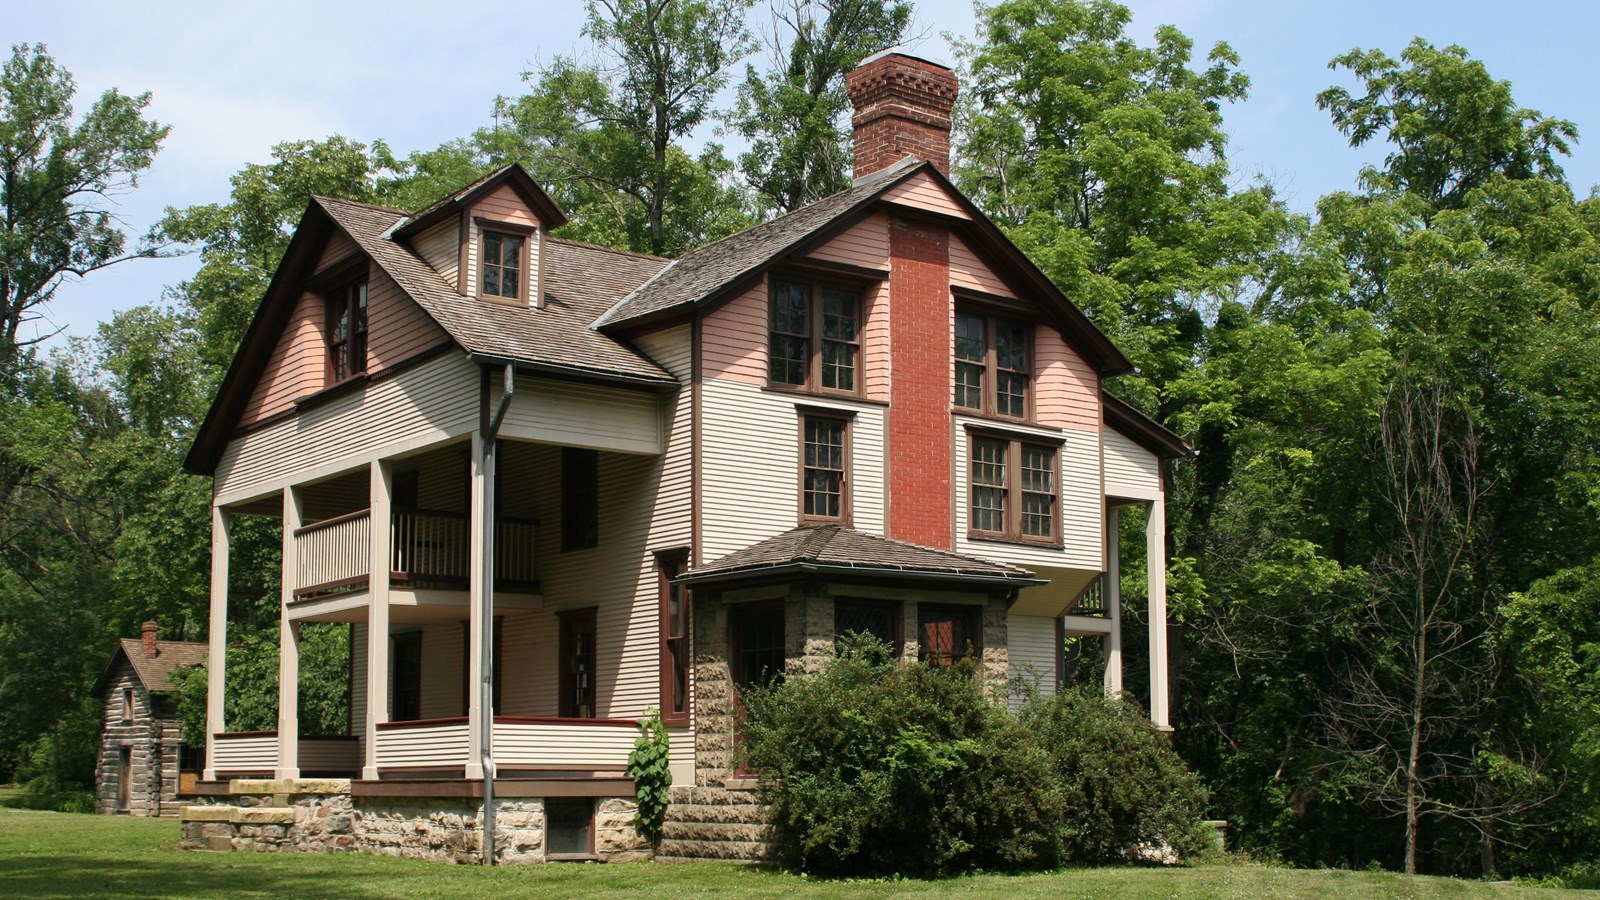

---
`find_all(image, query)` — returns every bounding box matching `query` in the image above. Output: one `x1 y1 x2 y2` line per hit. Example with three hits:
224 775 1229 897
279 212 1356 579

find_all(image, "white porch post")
364 460 393 780
1145 497 1171 731
465 431 492 779
1103 505 1124 696
276 486 303 779
204 505 231 781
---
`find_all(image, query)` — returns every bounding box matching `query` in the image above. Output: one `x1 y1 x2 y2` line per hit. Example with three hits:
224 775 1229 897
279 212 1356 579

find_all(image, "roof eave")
677 560 1044 590
1102 390 1194 460
465 352 679 391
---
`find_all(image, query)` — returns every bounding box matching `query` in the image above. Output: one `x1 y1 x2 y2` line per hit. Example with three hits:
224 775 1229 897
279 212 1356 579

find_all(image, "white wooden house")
181 51 1188 863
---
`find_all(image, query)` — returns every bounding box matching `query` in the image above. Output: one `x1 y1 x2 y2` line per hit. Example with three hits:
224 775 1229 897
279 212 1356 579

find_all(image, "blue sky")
12 0 1600 350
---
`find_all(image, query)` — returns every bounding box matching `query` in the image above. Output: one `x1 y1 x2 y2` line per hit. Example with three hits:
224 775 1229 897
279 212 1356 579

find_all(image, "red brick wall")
846 53 958 178
887 215 953 549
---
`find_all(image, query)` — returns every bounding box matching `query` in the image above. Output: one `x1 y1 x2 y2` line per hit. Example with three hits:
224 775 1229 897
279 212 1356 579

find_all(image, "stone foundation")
180 780 649 865
658 785 773 862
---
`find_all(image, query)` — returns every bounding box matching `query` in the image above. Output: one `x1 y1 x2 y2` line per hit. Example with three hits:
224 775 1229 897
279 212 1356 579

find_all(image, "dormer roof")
390 163 570 239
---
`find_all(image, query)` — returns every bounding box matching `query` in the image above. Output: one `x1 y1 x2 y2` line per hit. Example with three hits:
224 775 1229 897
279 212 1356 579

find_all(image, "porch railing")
298 736 360 774
1071 574 1109 617
210 731 278 775
390 507 539 591
371 717 638 772
293 510 371 598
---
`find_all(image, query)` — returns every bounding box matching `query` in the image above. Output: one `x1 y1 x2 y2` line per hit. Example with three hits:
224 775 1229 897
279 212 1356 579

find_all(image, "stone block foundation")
180 780 649 865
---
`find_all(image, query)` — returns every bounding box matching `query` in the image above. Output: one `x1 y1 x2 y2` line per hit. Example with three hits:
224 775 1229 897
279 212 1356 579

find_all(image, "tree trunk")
1406 623 1426 875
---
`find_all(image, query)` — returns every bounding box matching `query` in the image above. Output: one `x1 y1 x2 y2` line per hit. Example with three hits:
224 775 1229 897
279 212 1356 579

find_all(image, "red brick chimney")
141 621 159 658
845 50 959 178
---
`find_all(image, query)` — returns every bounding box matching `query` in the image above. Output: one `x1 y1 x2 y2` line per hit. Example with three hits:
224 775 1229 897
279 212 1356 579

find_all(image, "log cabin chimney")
845 50 959 179
141 621 159 658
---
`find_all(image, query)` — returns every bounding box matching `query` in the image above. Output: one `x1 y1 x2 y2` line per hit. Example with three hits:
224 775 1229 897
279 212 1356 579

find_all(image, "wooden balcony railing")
293 511 371 599
292 507 539 600
1072 574 1109 617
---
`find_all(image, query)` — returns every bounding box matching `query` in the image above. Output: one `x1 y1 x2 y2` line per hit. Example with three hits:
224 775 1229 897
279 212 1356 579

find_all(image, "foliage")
168 664 207 749
0 43 169 386
1024 687 1212 863
742 638 1211 876
626 708 672 842
730 0 912 213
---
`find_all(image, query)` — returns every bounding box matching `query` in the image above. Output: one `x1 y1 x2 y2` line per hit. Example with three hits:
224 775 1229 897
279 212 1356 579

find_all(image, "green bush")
739 637 1063 876
740 640 1213 876
1023 687 1213 863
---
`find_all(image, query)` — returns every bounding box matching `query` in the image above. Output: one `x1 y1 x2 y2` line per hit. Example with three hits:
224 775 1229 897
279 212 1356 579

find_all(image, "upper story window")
969 433 1059 545
480 229 525 300
955 311 1030 419
800 413 850 524
327 280 368 382
120 688 134 723
769 279 860 394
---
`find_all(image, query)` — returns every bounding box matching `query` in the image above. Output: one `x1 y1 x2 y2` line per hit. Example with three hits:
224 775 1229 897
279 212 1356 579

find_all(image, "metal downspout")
482 363 513 865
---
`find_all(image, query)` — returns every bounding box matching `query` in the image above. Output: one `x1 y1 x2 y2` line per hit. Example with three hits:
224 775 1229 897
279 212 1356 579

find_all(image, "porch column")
1103 505 1123 696
203 505 231 781
1145 497 1171 731
276 486 303 779
363 460 393 780
465 431 493 779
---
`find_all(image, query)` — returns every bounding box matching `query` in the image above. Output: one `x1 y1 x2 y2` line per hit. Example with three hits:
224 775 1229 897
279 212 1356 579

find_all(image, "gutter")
465 353 678 392
677 562 1046 591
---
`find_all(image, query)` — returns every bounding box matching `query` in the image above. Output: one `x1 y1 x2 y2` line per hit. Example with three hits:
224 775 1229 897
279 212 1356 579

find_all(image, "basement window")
545 797 596 859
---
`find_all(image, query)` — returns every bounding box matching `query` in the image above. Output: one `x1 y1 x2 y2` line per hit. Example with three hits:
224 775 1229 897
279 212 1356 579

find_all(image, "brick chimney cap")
856 47 953 73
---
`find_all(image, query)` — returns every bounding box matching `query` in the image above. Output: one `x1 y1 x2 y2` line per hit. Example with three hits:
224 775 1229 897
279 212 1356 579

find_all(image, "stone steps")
659 784 773 862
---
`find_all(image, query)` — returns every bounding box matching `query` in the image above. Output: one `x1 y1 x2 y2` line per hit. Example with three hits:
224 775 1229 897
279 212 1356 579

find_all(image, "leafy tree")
1318 39 1578 212
730 0 912 213
0 43 168 387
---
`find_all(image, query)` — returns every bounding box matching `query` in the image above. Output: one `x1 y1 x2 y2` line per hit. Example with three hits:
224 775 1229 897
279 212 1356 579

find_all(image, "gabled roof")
390 163 569 238
681 524 1043 588
94 639 208 696
593 158 1133 377
1102 390 1194 460
184 194 675 475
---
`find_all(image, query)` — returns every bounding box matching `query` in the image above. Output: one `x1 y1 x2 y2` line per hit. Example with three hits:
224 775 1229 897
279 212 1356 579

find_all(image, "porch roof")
682 525 1043 589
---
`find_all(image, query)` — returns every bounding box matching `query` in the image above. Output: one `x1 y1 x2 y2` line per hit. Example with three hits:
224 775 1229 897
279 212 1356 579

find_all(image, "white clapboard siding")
667 725 694 785
216 352 480 505
375 722 470 767
493 376 663 456
700 378 887 562
953 418 1102 571
1104 429 1162 501
1008 614 1059 708
211 733 277 773
412 218 460 288
492 720 637 769
298 737 360 772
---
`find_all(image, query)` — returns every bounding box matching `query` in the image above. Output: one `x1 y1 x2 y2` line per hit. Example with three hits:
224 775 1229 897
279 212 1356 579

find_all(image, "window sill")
762 383 886 407
547 853 600 862
953 410 1061 437
966 532 1063 551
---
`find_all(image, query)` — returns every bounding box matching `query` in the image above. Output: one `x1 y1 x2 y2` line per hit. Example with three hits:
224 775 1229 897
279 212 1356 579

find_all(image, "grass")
0 807 1592 899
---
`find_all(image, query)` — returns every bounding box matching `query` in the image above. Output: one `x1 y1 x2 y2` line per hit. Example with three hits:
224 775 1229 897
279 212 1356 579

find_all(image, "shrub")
627 708 672 843
1024 686 1213 863
739 637 1063 876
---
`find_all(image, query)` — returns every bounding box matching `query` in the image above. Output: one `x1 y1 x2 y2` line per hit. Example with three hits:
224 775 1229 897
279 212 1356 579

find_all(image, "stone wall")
181 780 648 865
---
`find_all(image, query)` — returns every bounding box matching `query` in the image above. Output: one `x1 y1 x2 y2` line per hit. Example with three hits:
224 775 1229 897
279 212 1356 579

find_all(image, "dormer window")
328 280 368 382
479 227 528 301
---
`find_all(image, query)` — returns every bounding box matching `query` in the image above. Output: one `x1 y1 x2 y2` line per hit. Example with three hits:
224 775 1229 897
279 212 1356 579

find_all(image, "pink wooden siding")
470 183 540 227
862 280 891 402
239 290 326 427
882 171 970 219
316 232 359 271
805 212 889 269
1034 329 1100 432
701 282 768 384
949 234 1014 297
366 269 448 369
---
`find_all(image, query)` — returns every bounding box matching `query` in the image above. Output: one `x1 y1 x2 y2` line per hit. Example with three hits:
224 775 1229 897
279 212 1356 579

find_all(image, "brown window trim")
655 548 692 726
326 278 369 385
475 217 534 304
558 607 599 719
965 430 1063 548
797 410 852 526
544 796 598 860
833 597 901 652
766 276 864 398
954 307 1033 423
917 603 983 666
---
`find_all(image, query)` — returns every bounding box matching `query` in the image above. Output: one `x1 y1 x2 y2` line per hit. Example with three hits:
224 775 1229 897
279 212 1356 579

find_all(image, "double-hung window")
327 280 368 382
969 433 1060 544
955 311 1029 419
479 227 526 300
769 279 860 394
656 549 691 726
799 412 850 523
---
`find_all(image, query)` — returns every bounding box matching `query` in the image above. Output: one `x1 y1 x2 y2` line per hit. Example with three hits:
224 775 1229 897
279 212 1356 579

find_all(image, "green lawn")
0 807 1588 899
